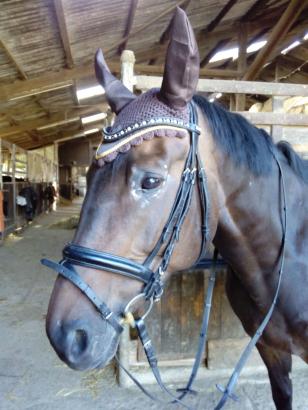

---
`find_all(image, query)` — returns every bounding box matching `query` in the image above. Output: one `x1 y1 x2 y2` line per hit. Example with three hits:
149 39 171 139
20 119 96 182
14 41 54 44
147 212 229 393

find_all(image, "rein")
41 103 288 409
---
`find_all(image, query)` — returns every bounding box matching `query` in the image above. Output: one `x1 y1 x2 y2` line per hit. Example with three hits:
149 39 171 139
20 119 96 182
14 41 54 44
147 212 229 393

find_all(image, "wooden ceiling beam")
21 125 100 150
0 38 50 114
288 45 308 63
199 0 300 72
199 0 238 68
0 39 28 79
204 0 238 34
200 39 229 67
0 105 107 138
1 113 80 138
199 0 269 69
243 0 306 81
240 0 270 22
54 0 74 68
118 0 139 55
0 60 244 103
105 0 188 55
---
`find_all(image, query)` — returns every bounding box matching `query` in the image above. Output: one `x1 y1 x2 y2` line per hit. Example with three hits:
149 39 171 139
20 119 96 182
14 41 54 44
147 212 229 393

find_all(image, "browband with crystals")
95 117 200 160
103 117 199 141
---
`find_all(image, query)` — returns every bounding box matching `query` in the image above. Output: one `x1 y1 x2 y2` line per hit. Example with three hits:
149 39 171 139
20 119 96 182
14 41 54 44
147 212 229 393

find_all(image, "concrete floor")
0 201 307 410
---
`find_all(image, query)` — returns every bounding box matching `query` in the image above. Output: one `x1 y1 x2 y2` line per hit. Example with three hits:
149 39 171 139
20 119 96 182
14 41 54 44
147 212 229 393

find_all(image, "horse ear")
159 7 200 109
94 49 136 114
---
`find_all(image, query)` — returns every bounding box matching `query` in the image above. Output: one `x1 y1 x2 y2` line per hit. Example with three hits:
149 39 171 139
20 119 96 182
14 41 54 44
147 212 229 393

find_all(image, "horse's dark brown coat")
45 7 308 410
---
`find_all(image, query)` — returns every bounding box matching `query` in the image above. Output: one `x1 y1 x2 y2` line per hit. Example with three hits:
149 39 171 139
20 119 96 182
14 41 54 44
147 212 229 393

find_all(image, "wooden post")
271 96 284 143
54 142 59 189
12 144 16 225
118 49 136 388
0 139 3 244
229 94 236 111
120 50 136 92
272 62 284 143
236 23 247 111
0 139 2 192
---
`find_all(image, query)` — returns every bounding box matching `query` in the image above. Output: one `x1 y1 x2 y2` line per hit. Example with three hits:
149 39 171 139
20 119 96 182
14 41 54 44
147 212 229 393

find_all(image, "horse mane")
194 95 308 183
193 95 274 175
93 93 308 185
276 141 308 183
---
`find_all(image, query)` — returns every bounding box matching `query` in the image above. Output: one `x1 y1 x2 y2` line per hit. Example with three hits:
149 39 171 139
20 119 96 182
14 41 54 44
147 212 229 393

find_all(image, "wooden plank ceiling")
0 0 307 150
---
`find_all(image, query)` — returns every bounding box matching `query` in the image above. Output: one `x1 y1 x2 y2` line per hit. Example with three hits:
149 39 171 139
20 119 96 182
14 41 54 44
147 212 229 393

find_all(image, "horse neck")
202 134 284 304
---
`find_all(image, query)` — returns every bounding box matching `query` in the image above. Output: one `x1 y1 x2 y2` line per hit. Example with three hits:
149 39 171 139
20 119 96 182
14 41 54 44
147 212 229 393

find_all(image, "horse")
44 8 308 410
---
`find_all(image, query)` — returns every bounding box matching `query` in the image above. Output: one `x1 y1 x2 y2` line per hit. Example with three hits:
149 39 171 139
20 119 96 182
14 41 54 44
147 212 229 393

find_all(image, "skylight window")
209 93 222 102
247 40 267 53
76 85 105 100
210 47 238 63
281 40 301 55
82 113 107 124
209 40 267 63
84 128 100 135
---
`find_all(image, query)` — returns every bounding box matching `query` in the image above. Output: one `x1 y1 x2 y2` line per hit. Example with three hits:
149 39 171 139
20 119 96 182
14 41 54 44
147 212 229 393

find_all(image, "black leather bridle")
42 102 210 335
41 102 288 410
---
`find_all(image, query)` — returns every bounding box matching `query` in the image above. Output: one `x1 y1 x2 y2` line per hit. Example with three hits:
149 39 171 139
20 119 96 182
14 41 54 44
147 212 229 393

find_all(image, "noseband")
41 102 210 334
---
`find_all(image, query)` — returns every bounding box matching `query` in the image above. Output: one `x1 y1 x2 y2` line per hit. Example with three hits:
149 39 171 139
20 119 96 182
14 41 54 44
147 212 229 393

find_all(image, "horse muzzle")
46 315 119 370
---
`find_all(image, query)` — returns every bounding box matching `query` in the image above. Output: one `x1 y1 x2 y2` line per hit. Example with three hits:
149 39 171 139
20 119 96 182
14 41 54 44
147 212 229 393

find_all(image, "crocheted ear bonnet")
94 7 200 167
95 89 190 167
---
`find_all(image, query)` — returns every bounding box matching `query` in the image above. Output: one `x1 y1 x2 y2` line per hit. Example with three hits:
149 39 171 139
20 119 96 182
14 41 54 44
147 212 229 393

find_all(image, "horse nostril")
71 328 88 357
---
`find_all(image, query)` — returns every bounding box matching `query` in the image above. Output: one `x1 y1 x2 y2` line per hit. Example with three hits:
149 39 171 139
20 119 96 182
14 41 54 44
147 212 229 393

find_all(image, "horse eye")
141 176 162 190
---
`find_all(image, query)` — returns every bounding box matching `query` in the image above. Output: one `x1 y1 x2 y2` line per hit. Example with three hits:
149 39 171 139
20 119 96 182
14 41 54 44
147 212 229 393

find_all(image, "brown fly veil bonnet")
94 7 200 167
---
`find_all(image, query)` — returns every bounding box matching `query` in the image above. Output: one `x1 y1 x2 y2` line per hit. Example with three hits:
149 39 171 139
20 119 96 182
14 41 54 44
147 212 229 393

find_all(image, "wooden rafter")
0 38 50 114
199 0 238 67
240 0 270 22
0 105 107 138
118 0 139 55
289 45 308 63
204 0 238 34
0 61 244 103
244 0 307 81
199 0 290 70
104 0 188 55
261 56 308 83
0 39 28 79
200 39 229 67
54 0 74 68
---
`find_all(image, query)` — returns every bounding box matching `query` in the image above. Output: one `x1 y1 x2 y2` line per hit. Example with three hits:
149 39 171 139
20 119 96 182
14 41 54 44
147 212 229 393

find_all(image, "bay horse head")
45 8 219 370
43 7 308 409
